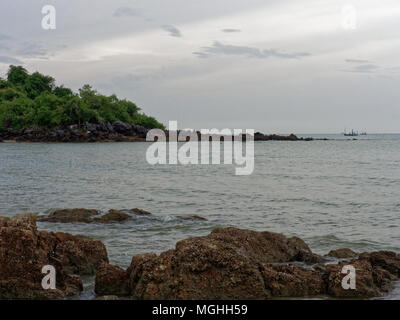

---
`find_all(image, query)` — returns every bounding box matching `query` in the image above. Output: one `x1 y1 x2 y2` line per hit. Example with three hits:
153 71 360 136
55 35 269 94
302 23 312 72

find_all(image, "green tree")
7 65 29 87
0 66 164 130
24 72 55 99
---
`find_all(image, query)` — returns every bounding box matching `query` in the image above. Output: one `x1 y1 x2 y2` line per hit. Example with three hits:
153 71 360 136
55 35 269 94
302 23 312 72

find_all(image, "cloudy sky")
0 0 399 133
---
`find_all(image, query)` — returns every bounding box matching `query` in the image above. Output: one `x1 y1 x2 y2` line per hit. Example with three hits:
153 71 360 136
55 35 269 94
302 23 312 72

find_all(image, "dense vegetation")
0 66 165 131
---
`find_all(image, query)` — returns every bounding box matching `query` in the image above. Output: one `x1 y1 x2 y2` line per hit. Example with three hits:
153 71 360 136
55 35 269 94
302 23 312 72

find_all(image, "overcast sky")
1 0 399 133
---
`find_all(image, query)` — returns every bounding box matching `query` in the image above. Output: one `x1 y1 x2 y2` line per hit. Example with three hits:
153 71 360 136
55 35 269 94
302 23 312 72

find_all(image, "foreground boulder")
95 227 325 299
95 227 400 300
0 214 108 299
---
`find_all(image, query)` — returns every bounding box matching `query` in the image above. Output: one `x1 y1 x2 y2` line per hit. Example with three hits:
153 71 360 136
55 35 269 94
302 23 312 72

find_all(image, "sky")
0 0 399 133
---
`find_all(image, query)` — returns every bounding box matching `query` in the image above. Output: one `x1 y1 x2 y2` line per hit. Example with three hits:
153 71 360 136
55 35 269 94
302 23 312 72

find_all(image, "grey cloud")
194 41 310 59
221 28 241 33
347 64 379 73
192 51 209 59
0 34 12 41
0 56 22 65
346 59 371 64
108 73 161 90
16 42 47 57
344 59 380 74
113 7 140 18
162 25 182 37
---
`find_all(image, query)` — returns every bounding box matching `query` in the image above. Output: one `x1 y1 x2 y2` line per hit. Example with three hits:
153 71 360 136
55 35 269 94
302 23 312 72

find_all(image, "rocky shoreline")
0 121 313 143
2 211 399 300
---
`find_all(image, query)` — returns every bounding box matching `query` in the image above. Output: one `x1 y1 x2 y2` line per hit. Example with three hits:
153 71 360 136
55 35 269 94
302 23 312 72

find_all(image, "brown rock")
54 232 108 275
38 208 100 223
94 228 400 300
95 227 326 300
92 295 120 300
0 214 108 299
95 262 130 296
262 264 325 297
93 210 131 223
360 251 400 276
178 215 208 221
130 208 152 216
326 248 358 259
325 258 398 297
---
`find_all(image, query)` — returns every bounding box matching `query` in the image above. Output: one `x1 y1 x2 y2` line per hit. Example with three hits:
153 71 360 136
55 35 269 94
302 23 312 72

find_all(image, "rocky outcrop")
177 215 208 221
38 208 136 224
0 122 315 143
253 132 312 141
93 210 131 223
324 255 399 298
0 214 108 299
38 208 100 223
262 264 325 297
0 122 150 143
130 208 152 216
326 248 358 259
95 262 130 296
51 232 108 275
95 227 400 300
96 228 326 299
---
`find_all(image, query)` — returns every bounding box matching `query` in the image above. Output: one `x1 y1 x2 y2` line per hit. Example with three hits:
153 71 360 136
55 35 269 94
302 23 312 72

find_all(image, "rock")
326 248 358 259
38 208 100 223
113 121 132 135
95 228 400 300
93 210 131 223
39 208 137 224
95 227 326 299
292 250 326 264
324 258 398 297
0 214 108 299
132 125 149 138
130 208 152 216
177 215 207 221
359 251 400 276
95 262 130 296
53 232 108 275
92 295 120 300
262 264 325 297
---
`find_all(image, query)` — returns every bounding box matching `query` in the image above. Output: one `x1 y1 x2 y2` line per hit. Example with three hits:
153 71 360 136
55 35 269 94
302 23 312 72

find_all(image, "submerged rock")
38 208 100 223
177 215 208 221
0 214 108 299
93 210 131 223
95 227 400 300
130 208 152 216
37 208 149 224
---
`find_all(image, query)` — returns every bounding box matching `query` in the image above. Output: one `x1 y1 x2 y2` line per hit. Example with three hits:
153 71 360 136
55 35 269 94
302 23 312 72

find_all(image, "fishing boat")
343 129 358 136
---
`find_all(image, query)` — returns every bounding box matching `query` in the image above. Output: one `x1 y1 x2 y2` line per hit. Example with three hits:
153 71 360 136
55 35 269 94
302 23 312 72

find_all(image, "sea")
1 133 399 299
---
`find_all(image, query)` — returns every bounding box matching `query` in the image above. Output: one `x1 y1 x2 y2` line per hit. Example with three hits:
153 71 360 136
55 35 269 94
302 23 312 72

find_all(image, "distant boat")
360 132 367 135
344 129 358 137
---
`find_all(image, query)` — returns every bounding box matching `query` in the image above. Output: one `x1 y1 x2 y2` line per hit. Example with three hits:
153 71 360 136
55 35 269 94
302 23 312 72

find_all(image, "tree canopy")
0 65 165 131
